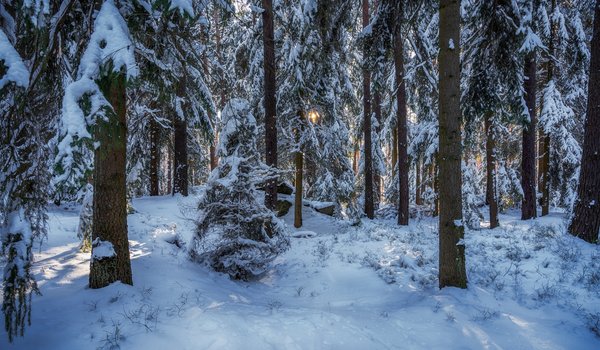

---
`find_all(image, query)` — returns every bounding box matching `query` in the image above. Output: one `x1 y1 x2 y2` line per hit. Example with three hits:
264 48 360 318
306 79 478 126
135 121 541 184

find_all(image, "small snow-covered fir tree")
190 98 289 280
77 184 93 252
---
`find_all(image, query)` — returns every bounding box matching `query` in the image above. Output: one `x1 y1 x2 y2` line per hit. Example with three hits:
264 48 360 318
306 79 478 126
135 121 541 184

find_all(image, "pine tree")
438 0 467 289
0 0 73 340
59 0 137 288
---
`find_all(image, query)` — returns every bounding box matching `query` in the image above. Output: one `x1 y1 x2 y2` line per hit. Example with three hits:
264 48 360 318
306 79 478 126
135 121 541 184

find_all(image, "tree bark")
438 0 467 289
172 113 188 196
485 112 499 229
353 143 359 174
294 145 303 228
374 91 382 206
363 0 374 219
522 52 537 220
568 1 600 243
149 116 160 196
392 128 398 180
433 159 439 217
394 2 409 226
172 76 189 197
262 0 278 210
539 0 556 217
416 157 423 205
89 70 132 289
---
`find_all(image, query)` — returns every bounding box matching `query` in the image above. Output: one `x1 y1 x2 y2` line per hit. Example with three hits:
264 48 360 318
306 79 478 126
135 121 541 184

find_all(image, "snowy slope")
2 192 600 349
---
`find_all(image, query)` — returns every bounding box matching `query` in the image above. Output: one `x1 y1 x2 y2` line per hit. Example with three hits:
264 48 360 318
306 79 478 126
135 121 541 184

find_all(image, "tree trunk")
485 112 499 229
394 2 409 226
569 1 600 243
262 0 278 210
172 113 188 196
374 91 382 206
89 70 132 289
353 144 359 174
363 0 374 219
539 139 550 216
438 0 467 289
522 52 537 220
416 157 423 205
433 159 439 217
540 0 556 217
392 128 398 179
172 71 189 196
149 117 159 196
294 146 303 228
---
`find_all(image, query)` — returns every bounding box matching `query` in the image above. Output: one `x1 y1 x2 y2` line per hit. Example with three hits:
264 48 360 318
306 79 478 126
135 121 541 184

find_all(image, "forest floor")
2 190 600 349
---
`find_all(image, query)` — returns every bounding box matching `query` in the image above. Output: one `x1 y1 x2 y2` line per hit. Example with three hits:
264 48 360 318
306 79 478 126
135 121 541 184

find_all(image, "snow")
0 30 29 89
78 0 137 80
2 194 600 349
91 239 116 260
169 0 194 16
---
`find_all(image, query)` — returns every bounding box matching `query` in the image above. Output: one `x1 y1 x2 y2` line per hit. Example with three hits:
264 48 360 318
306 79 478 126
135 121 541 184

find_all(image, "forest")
1 0 600 349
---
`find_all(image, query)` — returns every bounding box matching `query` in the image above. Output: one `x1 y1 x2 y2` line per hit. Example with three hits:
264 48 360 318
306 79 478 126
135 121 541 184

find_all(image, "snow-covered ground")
2 192 600 349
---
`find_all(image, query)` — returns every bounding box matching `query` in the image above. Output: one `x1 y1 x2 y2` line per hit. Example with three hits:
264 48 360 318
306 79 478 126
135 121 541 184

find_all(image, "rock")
277 182 294 195
315 205 335 216
275 200 292 217
257 182 294 195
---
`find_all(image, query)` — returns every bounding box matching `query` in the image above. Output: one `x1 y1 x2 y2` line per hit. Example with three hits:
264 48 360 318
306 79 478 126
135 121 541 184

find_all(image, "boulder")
315 204 335 216
275 199 292 217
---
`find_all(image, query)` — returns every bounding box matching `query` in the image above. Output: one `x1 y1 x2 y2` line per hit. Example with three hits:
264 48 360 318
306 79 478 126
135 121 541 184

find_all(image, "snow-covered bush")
190 98 289 280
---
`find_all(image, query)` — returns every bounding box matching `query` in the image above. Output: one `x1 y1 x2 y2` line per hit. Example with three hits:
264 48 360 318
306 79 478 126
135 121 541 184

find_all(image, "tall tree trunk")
363 0 374 219
149 117 159 196
522 52 537 220
374 91 382 206
485 112 499 229
569 1 600 243
438 0 467 289
294 139 303 228
539 132 550 215
433 159 439 217
353 143 359 174
394 2 409 225
416 157 423 205
172 76 189 197
263 0 278 210
172 114 188 196
540 0 556 217
89 70 132 289
392 129 398 179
